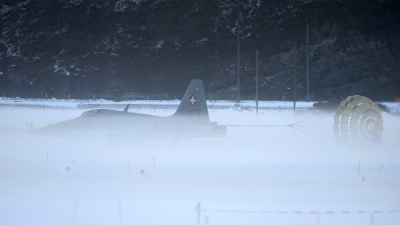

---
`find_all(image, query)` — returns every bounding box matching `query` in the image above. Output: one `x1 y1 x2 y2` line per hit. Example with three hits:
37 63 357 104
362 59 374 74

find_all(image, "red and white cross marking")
189 95 197 106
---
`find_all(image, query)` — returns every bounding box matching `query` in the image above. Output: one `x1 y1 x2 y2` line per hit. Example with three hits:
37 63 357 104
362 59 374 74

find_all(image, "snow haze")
1 99 399 225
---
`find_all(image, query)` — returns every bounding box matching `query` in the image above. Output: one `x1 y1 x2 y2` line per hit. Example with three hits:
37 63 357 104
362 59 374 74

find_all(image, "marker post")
195 203 201 225
256 50 259 118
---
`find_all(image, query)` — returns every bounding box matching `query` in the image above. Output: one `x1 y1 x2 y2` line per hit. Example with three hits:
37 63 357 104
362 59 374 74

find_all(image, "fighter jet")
29 79 227 140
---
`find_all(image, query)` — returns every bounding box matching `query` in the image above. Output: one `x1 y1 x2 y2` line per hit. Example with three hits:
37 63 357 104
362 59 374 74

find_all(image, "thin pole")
236 20 240 103
99 153 103 169
73 199 78 225
196 203 201 225
45 151 49 171
306 23 310 102
128 159 131 175
118 198 122 225
256 50 259 118
87 157 91 170
294 45 297 115
153 157 155 173
375 165 384 181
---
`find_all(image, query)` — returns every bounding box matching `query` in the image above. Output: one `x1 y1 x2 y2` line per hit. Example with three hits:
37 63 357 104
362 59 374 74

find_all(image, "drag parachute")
333 95 384 149
287 95 384 149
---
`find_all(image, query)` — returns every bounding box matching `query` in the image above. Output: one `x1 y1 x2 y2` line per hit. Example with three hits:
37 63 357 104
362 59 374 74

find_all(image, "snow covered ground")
0 99 399 225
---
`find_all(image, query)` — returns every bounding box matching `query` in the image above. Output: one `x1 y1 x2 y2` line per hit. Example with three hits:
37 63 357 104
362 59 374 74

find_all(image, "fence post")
73 199 78 225
375 165 384 181
118 198 122 225
316 212 320 225
45 151 49 171
195 203 201 225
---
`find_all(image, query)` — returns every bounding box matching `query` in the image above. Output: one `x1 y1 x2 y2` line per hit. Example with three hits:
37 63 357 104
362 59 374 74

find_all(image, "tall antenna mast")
236 6 241 103
306 23 310 102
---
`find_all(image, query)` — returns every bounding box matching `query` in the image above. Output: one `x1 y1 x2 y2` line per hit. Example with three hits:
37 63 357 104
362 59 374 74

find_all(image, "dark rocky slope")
1 0 399 101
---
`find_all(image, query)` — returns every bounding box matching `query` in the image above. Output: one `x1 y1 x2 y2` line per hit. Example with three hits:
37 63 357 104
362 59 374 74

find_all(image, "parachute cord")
289 125 335 143
225 125 282 127
291 109 336 124
293 129 335 142
291 124 335 136
290 121 333 128
291 125 333 130
294 112 336 124
289 105 338 126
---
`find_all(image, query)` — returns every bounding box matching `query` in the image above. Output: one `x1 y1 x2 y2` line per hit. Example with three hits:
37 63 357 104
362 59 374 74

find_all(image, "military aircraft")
29 79 384 149
29 79 227 140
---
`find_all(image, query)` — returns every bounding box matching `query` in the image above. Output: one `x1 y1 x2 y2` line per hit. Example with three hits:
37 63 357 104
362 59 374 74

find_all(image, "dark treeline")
1 0 399 101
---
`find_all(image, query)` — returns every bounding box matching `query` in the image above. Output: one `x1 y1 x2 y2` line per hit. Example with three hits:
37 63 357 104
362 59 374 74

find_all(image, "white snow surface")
1 98 399 225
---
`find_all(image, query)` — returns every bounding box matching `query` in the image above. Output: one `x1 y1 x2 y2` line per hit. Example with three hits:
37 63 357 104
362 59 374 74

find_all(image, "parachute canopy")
334 95 384 149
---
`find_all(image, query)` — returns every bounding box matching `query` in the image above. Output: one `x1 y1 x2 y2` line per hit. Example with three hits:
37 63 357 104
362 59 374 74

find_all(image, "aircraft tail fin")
123 104 130 112
170 79 210 123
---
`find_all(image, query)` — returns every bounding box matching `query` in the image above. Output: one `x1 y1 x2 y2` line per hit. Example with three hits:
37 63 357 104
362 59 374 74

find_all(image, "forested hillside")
1 0 399 101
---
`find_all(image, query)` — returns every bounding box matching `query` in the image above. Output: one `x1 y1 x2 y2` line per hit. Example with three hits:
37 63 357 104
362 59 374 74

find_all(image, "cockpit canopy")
80 109 122 117
80 109 100 117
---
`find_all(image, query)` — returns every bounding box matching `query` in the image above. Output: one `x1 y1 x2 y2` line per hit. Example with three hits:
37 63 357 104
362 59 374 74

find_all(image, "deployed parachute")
333 95 384 149
229 95 384 149
286 95 384 149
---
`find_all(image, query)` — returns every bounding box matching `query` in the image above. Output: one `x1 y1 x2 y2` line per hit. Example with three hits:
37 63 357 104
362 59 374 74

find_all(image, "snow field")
0 103 399 225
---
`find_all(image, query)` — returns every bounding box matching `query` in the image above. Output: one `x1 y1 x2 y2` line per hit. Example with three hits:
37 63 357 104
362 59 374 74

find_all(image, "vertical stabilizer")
170 79 210 123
